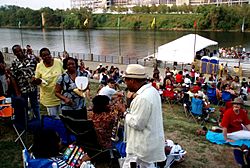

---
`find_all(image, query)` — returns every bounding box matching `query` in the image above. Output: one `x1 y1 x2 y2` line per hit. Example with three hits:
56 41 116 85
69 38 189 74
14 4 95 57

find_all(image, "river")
0 28 249 58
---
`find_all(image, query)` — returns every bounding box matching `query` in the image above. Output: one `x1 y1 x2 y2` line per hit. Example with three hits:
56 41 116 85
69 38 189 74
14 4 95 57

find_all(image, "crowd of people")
1 44 250 167
150 62 250 142
0 45 167 167
219 46 249 59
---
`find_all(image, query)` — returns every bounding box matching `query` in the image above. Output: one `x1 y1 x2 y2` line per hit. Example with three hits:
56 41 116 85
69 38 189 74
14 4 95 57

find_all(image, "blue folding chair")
190 97 204 123
221 91 232 103
42 115 75 145
207 87 218 105
191 97 203 116
22 149 57 168
192 97 213 124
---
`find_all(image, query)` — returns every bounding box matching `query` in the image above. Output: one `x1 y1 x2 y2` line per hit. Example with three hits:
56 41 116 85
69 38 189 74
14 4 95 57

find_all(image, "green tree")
150 4 157 13
157 4 169 14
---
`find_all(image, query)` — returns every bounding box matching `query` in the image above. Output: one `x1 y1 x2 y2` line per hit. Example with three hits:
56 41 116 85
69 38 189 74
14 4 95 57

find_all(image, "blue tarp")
206 130 250 147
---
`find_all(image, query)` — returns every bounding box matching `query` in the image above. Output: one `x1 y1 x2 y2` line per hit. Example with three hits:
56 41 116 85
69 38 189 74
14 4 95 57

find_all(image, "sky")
0 0 71 10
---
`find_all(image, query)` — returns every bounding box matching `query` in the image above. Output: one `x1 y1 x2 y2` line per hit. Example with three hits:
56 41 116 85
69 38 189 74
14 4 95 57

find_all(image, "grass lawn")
0 82 240 168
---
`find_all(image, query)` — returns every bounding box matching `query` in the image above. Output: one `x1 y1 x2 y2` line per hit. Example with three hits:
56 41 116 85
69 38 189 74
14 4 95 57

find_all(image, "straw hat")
231 97 244 105
122 64 147 79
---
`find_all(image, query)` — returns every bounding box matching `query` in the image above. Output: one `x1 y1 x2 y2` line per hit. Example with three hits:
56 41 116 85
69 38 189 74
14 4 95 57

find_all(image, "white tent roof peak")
157 34 218 64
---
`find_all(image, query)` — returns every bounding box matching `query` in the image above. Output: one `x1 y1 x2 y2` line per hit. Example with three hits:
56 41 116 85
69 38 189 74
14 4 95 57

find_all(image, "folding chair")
0 96 28 148
206 87 218 105
41 115 75 145
190 97 204 123
162 90 178 112
22 149 57 168
221 91 232 104
0 97 14 118
59 114 115 162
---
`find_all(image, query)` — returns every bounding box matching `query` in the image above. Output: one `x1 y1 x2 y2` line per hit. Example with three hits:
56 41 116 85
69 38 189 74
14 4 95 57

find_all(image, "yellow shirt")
35 59 64 107
219 64 224 71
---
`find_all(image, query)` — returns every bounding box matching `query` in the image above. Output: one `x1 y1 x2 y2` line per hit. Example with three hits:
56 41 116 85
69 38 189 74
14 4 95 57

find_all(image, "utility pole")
61 11 66 52
18 21 24 48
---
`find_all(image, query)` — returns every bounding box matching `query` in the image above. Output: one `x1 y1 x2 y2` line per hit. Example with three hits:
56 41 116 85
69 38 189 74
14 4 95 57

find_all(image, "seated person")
240 82 249 101
207 81 221 99
219 101 233 121
220 97 250 142
150 78 160 90
98 78 123 100
184 74 192 87
192 82 201 93
191 93 208 118
31 128 90 167
186 86 195 100
162 79 175 99
223 84 237 98
89 95 125 149
175 71 183 84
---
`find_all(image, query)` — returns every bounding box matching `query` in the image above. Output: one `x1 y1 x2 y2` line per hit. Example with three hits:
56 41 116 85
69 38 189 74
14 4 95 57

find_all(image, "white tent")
156 34 218 64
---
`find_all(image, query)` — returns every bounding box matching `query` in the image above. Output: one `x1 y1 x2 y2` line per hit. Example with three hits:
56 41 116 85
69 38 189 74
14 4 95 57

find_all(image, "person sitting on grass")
220 97 250 142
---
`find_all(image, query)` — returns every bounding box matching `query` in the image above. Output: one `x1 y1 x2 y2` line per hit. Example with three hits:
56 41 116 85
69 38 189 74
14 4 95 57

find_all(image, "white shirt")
98 85 117 99
195 72 200 79
171 69 178 76
125 83 166 163
184 77 192 85
241 86 248 96
98 73 109 83
183 71 189 77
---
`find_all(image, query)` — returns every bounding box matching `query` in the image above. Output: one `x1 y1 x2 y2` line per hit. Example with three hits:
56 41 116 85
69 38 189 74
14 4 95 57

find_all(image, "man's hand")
117 101 126 113
31 78 42 85
64 97 74 106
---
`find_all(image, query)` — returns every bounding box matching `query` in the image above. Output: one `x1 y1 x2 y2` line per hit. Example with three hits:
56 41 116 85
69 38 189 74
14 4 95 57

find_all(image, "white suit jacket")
125 83 166 163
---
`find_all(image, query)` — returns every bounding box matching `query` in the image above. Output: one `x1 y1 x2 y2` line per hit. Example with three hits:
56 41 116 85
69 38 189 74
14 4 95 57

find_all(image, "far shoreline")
0 26 249 33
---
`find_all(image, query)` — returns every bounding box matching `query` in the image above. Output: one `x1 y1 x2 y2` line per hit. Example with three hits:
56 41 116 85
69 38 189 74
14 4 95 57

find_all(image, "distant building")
70 0 250 9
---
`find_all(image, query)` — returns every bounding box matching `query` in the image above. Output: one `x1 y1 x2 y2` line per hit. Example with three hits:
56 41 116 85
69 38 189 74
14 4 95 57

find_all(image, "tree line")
0 4 249 31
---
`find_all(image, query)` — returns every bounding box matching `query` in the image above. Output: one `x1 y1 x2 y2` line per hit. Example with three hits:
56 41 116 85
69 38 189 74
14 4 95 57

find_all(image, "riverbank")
0 5 249 32
1 25 250 33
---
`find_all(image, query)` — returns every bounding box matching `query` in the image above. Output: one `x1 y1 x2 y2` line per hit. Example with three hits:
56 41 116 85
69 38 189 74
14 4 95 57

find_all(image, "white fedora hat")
122 64 147 79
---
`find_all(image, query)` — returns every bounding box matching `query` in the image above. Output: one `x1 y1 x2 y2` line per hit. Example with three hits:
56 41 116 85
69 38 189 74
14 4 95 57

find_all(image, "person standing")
10 44 40 121
190 65 195 84
0 51 8 96
224 63 228 76
219 63 224 78
55 57 88 119
33 48 64 118
122 64 166 168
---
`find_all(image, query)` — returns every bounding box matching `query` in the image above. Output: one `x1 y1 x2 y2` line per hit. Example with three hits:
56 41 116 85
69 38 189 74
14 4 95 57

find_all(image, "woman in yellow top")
33 48 64 118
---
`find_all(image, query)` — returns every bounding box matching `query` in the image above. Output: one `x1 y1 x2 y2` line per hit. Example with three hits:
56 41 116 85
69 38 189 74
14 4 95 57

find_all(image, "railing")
0 47 198 71
7 47 248 72
2 47 141 65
